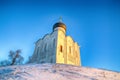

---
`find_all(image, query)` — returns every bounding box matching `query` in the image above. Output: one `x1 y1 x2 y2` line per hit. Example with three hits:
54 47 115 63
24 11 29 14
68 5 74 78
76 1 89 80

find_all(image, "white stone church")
29 21 81 66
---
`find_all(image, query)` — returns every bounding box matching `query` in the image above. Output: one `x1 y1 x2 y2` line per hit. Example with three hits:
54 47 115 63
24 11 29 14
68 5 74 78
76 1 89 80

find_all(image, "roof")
53 22 66 31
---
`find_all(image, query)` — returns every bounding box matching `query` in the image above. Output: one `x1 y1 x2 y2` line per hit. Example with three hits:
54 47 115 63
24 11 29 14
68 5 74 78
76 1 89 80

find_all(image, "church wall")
56 27 66 64
30 30 58 63
74 42 80 66
46 31 57 63
41 31 57 63
66 36 75 65
56 28 81 66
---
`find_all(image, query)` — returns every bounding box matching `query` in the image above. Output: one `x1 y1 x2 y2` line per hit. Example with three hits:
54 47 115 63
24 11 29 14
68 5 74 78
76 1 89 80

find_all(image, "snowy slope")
0 63 120 80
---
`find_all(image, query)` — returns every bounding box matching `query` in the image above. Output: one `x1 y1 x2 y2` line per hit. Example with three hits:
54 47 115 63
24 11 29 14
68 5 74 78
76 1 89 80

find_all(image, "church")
29 20 81 66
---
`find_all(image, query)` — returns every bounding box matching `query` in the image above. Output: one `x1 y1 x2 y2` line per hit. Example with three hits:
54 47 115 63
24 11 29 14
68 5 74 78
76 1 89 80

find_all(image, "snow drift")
0 63 120 80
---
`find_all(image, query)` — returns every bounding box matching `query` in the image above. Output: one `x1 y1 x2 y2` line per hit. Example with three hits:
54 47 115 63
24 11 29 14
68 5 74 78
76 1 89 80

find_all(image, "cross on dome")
59 16 62 22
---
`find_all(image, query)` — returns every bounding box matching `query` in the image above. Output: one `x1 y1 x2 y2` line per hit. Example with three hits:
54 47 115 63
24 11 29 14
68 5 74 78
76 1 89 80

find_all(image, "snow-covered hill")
0 63 120 80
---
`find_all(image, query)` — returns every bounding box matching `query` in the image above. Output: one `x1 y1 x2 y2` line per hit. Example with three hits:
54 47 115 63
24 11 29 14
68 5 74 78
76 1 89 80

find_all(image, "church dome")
53 22 66 31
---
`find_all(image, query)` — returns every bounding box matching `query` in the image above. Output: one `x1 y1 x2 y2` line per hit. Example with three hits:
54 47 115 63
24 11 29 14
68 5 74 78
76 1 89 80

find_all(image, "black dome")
53 22 66 31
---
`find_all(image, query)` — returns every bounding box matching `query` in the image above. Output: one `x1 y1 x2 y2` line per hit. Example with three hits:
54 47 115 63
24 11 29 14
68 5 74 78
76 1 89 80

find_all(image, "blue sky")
0 0 120 72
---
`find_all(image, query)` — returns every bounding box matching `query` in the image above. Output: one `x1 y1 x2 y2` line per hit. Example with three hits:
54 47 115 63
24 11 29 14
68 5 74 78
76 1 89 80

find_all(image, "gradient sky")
0 0 120 72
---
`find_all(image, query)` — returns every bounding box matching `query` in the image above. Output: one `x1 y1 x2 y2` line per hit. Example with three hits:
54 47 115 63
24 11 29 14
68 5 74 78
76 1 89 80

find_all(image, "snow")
0 63 120 80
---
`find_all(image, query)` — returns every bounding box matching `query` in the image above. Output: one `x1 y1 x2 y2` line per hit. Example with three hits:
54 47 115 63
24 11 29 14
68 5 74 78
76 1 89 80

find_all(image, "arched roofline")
66 36 74 42
36 31 55 45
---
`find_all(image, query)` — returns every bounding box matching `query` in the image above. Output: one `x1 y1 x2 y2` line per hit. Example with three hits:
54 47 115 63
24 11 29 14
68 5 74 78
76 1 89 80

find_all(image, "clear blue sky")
0 0 120 72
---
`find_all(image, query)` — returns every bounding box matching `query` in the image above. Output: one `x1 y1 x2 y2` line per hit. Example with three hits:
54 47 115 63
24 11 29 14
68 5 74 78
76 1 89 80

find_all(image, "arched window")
60 45 63 52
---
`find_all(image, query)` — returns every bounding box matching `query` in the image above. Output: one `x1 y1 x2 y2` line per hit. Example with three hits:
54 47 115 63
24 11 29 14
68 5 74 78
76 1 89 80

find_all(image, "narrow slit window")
69 46 71 53
44 44 47 51
53 39 55 46
60 45 63 52
75 51 77 57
